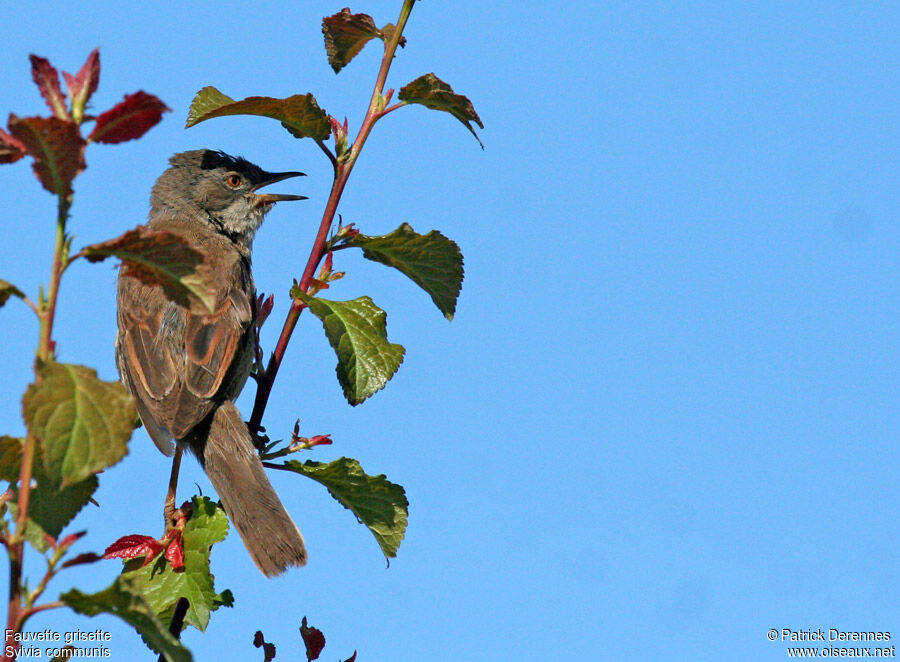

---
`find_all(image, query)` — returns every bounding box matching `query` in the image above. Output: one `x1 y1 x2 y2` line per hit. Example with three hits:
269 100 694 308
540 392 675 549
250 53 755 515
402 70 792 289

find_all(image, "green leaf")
122 497 231 632
346 223 464 320
22 361 134 486
7 114 87 196
61 575 193 662
0 279 25 309
2 435 95 547
186 86 330 142
27 469 98 538
0 436 23 482
398 73 484 148
284 457 408 559
292 293 404 405
322 9 405 73
6 503 52 553
379 23 406 48
82 226 216 315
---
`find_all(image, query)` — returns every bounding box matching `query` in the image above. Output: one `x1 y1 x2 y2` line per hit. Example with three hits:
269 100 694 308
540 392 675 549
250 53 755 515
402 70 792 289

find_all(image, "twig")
164 449 183 529
248 0 416 436
5 192 71 660
22 296 39 316
158 597 190 662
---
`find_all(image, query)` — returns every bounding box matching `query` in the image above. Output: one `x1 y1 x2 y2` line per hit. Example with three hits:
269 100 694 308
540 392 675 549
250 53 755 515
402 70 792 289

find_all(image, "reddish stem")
248 0 415 435
249 171 348 433
5 194 70 660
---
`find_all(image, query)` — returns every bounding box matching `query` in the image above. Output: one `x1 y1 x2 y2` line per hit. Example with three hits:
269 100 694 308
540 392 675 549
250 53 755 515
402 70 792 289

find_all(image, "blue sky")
2 2 900 660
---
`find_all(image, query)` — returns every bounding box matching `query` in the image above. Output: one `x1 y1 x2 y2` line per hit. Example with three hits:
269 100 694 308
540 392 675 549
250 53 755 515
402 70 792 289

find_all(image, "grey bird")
116 149 308 576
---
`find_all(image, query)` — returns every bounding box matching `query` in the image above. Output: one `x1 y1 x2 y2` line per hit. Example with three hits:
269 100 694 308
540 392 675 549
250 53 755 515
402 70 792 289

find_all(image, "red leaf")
7 114 86 196
343 652 357 662
253 631 276 662
164 531 185 570
300 616 326 661
88 91 169 144
29 55 68 120
61 552 102 569
63 49 101 119
322 8 403 74
58 530 87 549
81 226 216 315
103 534 164 564
335 222 359 240
307 435 333 448
0 127 27 164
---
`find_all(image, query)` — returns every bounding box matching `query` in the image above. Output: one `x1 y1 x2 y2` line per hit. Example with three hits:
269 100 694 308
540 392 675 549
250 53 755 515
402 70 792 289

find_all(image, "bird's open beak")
251 170 308 204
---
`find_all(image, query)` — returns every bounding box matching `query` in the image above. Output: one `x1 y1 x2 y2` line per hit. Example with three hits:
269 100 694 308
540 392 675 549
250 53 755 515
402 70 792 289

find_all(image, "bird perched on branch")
116 149 308 576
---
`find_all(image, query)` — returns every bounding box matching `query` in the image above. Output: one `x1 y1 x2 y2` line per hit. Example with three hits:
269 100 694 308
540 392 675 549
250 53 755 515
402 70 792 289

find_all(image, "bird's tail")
196 401 307 576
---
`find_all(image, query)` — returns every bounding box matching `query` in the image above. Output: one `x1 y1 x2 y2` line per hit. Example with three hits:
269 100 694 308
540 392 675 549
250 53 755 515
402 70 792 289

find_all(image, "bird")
115 149 308 576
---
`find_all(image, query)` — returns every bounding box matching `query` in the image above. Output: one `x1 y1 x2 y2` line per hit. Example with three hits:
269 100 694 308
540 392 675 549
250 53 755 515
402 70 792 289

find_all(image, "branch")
315 139 337 170
380 101 407 117
157 598 189 662
6 192 71 656
248 0 417 436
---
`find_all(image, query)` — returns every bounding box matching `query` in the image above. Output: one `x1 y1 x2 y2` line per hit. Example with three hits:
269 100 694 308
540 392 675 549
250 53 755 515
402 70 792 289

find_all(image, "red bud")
58 530 87 549
307 435 333 447
61 552 102 569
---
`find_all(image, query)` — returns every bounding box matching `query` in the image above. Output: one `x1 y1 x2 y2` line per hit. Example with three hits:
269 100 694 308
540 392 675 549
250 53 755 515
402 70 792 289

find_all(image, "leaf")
292 292 404 404
284 457 408 559
82 226 216 315
88 91 169 144
58 530 87 549
164 532 185 570
186 86 330 142
347 223 464 320
121 497 231 632
29 55 69 120
399 73 484 148
4 436 98 545
0 128 27 164
22 361 134 486
8 114 86 196
0 279 25 308
379 23 406 49
104 534 165 564
61 575 193 662
6 503 52 553
322 9 404 73
61 552 102 569
63 49 101 123
26 470 98 538
300 616 326 661
0 436 23 482
253 631 277 662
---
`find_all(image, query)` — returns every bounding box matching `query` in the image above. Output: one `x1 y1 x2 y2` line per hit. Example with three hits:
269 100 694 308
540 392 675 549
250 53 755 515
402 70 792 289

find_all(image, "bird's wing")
117 253 255 445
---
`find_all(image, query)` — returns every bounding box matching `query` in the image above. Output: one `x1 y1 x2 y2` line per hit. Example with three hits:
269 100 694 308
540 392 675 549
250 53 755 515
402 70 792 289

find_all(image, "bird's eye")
225 174 243 188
